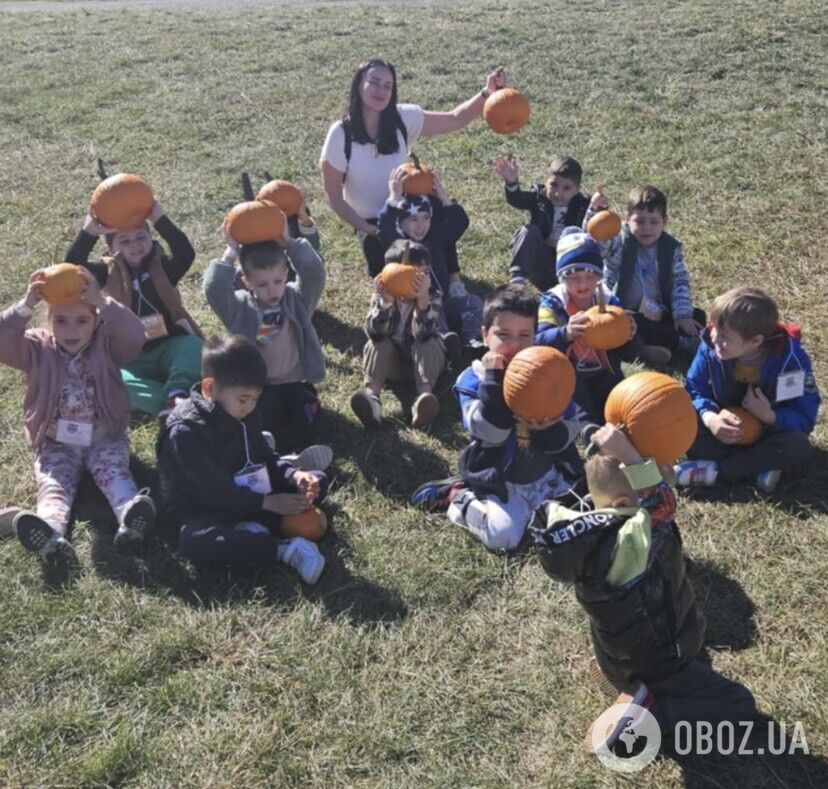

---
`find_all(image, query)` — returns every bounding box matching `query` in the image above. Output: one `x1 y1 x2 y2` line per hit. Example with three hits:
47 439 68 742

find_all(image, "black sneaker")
410 476 464 512
14 511 78 574
442 332 462 368
114 491 155 555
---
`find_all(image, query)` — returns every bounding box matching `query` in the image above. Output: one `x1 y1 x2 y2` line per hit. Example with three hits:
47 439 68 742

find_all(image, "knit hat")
398 194 433 216
556 227 603 278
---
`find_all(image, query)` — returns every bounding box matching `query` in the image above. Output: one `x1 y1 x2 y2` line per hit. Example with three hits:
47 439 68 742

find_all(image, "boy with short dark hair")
591 185 706 364
67 198 203 417
351 240 446 430
531 424 756 752
494 154 591 290
203 224 328 460
156 335 327 584
676 286 820 492
412 283 592 552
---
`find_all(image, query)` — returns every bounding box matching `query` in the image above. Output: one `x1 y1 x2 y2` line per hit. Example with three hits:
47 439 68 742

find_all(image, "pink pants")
34 436 139 537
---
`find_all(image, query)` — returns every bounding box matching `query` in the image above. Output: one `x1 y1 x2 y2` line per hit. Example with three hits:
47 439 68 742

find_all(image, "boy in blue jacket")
676 287 819 492
411 283 593 552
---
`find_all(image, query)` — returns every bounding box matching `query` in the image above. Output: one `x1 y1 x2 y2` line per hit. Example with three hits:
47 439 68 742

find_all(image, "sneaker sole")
411 395 440 429
15 513 58 553
293 445 334 472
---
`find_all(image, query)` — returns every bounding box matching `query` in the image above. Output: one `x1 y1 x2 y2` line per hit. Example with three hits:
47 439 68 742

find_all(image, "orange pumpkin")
280 507 328 542
225 200 286 245
503 346 576 423
483 88 531 135
587 210 622 243
40 263 86 307
256 179 304 217
722 406 763 446
379 262 419 299
90 174 154 230
400 152 436 196
582 287 633 350
604 372 698 463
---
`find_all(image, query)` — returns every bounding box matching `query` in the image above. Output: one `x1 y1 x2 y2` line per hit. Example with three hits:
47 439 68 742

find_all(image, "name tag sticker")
233 464 271 495
55 419 93 447
776 370 805 402
141 314 168 340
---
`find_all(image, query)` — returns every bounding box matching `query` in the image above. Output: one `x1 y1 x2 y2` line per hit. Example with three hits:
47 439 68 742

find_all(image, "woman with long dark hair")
320 59 506 276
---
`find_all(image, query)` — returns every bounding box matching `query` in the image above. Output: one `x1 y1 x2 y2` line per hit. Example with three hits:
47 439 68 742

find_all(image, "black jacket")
505 183 590 239
156 388 297 524
530 494 704 690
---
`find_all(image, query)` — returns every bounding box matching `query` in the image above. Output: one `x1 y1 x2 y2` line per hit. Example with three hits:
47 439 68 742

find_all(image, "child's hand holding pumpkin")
484 67 508 95
388 166 406 201
565 311 590 341
413 269 430 310
742 385 776 426
78 267 105 310
24 270 46 309
82 212 118 237
589 184 610 212
432 172 451 206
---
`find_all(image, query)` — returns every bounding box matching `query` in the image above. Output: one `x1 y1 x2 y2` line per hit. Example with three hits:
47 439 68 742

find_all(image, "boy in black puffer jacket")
530 425 756 753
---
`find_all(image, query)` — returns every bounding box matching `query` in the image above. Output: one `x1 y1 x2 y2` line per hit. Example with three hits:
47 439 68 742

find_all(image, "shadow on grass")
313 308 366 359
681 445 828 519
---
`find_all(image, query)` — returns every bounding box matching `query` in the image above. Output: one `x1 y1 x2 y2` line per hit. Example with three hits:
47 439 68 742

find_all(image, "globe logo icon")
590 702 662 772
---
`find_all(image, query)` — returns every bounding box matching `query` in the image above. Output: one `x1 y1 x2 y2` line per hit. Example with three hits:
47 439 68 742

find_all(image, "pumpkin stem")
410 151 422 172
96 158 108 181
402 240 411 265
596 284 607 313
241 171 255 201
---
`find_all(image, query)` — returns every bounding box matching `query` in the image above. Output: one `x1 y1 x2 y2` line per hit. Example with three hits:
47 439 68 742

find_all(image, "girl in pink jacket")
0 267 154 576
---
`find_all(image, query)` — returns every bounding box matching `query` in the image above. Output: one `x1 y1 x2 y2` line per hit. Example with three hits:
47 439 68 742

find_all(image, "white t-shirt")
319 103 425 220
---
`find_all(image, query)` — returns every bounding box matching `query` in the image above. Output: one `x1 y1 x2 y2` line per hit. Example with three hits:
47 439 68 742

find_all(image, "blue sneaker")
756 469 782 492
410 476 464 511
674 460 718 487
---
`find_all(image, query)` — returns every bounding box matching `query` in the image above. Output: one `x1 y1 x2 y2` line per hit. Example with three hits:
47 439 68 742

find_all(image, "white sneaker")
674 460 718 487
281 444 334 472
277 537 325 584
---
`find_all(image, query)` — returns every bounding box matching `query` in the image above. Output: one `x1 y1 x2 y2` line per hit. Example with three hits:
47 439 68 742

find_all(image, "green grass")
1 1 827 785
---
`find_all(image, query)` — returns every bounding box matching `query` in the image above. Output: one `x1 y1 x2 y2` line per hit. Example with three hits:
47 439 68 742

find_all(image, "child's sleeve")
154 215 196 286
685 347 720 416
504 182 536 211
773 348 820 434
286 238 326 317
377 200 403 244
411 290 442 342
440 202 470 246
65 229 108 287
0 302 36 372
602 232 624 291
98 299 147 365
462 368 513 445
536 292 570 351
364 293 394 340
202 257 249 331
669 243 694 320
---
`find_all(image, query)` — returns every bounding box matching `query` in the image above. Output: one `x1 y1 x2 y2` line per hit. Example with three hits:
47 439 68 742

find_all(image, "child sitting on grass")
351 240 447 431
378 166 482 350
494 154 591 291
535 228 638 423
676 286 820 492
66 197 203 418
412 283 592 552
531 424 757 752
590 185 705 366
0 267 155 576
203 223 331 468
156 335 327 585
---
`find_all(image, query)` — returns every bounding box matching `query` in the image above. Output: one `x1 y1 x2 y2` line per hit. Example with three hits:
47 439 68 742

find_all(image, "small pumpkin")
379 262 419 299
90 174 154 230
400 152 436 196
483 88 531 135
604 372 698 463
587 210 622 243
280 507 328 542
225 200 286 245
40 263 86 307
721 406 763 446
503 346 576 423
256 179 304 217
583 287 633 350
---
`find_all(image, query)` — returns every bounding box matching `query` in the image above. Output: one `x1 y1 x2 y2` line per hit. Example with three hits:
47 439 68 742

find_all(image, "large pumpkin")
587 210 622 243
503 346 576 423
90 174 154 230
604 372 697 463
400 152 436 196
225 200 286 245
483 88 530 135
40 263 86 307
379 262 419 299
722 406 763 446
256 179 304 217
280 507 328 542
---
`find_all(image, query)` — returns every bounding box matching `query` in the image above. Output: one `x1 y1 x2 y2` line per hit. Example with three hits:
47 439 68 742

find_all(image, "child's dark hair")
627 185 668 219
201 335 267 390
547 155 582 186
709 287 779 341
346 59 407 154
104 222 151 250
482 283 539 330
239 241 288 277
384 239 431 267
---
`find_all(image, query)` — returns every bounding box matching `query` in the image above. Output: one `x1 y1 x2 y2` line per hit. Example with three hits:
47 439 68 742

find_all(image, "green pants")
121 334 203 416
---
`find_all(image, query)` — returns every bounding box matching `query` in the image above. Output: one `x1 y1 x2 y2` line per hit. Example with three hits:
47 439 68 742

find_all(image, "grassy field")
1 1 827 786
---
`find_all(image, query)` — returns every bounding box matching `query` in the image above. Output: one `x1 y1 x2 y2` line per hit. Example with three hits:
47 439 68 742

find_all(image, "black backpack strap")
342 120 352 183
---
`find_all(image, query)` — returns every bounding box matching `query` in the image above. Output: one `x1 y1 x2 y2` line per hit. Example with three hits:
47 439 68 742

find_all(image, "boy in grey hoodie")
204 226 327 455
